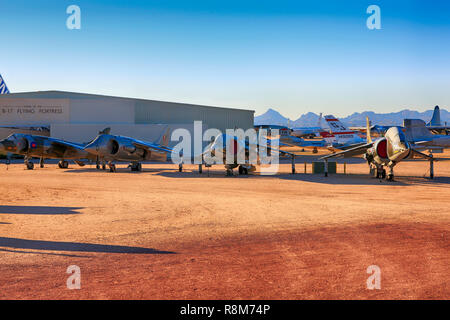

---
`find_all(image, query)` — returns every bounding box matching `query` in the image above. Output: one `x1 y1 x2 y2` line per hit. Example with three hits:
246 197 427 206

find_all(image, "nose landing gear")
238 165 249 175
58 160 69 169
130 162 142 172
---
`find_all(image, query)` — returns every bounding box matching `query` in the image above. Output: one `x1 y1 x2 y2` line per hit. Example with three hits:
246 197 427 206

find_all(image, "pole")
344 162 347 175
324 159 328 177
304 162 307 174
291 155 295 174
430 155 434 179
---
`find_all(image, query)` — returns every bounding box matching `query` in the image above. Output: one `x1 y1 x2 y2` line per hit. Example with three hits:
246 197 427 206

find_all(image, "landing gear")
386 164 395 181
108 162 116 172
26 161 34 170
40 157 44 168
370 164 386 179
58 160 69 169
24 157 34 170
238 165 248 175
130 162 142 172
226 169 233 176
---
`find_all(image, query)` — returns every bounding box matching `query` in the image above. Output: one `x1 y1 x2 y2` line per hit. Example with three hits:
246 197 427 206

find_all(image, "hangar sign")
0 99 70 125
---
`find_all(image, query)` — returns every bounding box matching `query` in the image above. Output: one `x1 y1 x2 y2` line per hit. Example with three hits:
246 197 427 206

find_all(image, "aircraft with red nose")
320 117 433 180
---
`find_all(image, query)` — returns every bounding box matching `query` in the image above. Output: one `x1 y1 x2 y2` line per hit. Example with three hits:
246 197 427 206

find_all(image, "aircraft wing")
47 139 87 157
319 142 373 159
132 139 173 154
254 142 296 157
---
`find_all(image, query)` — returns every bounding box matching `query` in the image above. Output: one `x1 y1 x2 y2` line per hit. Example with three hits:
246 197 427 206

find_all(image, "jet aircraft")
199 133 296 176
320 117 433 181
0 133 97 169
83 127 173 172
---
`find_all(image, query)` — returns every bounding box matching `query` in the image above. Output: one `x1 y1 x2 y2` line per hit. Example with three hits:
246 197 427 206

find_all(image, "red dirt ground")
0 151 449 299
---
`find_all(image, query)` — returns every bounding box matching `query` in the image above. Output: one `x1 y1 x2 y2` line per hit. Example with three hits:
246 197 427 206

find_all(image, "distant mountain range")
254 107 450 127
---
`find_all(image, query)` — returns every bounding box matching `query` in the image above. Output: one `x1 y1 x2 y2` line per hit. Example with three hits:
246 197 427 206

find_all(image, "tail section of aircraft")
0 74 10 94
324 115 361 141
156 126 171 147
427 106 441 127
404 119 434 141
366 117 373 143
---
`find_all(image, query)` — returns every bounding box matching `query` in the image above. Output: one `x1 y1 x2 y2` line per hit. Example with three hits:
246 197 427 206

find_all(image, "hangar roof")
1 90 254 113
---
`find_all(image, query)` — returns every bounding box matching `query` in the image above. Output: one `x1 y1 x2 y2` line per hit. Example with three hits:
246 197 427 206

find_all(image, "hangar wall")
0 91 254 149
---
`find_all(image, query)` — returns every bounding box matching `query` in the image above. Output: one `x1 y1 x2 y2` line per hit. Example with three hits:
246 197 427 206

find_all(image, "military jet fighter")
199 133 296 176
0 133 96 169
320 117 433 181
83 127 172 172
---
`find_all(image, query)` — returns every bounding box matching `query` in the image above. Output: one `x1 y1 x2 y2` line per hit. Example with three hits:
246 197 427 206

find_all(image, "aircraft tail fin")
366 117 372 143
324 115 350 133
99 127 111 135
404 119 433 141
427 106 441 127
0 74 10 94
156 126 171 147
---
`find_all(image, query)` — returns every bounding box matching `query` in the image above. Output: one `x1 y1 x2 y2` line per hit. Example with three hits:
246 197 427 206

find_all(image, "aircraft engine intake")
107 139 120 155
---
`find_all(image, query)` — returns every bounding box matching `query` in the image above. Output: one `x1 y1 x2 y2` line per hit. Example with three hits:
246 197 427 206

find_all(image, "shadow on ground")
0 237 175 254
0 206 83 215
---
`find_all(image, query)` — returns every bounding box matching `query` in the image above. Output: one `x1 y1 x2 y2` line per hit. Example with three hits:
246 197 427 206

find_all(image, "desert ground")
0 149 449 299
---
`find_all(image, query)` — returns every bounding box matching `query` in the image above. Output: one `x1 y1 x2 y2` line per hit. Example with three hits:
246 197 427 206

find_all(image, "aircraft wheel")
137 163 142 171
386 174 394 181
96 163 100 170
243 167 248 175
109 164 116 172
238 166 244 175
381 169 386 179
26 162 34 170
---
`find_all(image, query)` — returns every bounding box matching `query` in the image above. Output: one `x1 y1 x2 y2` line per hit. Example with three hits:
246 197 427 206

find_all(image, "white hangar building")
0 91 254 149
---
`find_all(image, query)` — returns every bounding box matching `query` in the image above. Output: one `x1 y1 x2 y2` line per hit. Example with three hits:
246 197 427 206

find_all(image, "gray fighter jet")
200 133 296 176
320 117 433 181
83 127 172 172
0 133 96 169
404 119 450 152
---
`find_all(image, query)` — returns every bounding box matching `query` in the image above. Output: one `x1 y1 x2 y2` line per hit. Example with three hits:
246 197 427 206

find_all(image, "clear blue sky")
1 0 449 118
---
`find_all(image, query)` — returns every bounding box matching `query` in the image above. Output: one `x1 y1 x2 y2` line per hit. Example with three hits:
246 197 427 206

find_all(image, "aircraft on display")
404 119 450 152
199 133 296 176
322 115 365 149
0 74 10 94
320 117 433 181
290 113 323 138
350 106 449 135
257 115 367 152
83 127 173 172
0 132 99 169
